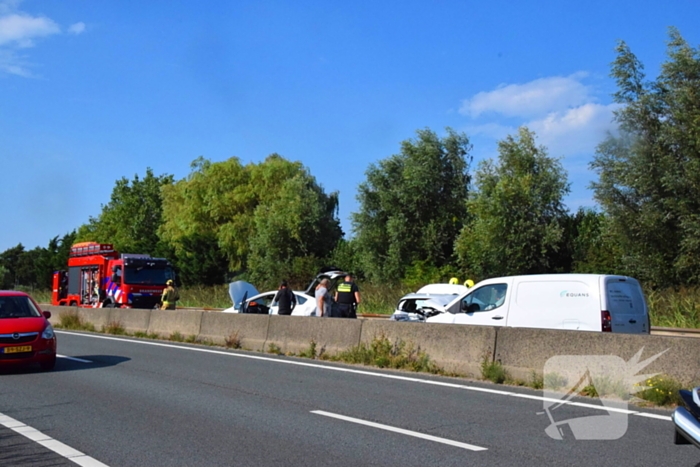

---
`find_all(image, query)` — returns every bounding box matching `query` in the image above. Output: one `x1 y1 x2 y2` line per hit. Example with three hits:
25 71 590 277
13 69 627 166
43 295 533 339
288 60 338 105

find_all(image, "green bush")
636 375 683 406
56 312 96 332
298 340 318 359
334 335 439 373
480 357 507 384
102 321 126 335
169 331 184 342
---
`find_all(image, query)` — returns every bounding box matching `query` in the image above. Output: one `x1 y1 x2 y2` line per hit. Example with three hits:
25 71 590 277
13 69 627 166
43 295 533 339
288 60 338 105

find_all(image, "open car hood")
419 295 454 311
228 281 260 310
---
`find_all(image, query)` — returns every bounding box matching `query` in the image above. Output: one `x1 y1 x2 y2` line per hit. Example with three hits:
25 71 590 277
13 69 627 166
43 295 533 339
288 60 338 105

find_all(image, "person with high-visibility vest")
161 280 180 310
334 274 361 319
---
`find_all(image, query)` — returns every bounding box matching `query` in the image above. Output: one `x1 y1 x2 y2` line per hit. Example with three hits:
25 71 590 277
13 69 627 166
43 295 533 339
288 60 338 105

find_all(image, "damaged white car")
223 269 348 316
390 283 469 322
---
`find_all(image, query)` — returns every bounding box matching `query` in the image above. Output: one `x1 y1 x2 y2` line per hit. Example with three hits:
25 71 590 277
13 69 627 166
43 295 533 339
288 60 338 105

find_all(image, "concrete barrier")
43 304 87 325
148 309 203 338
360 320 497 377
109 308 152 334
38 301 700 386
494 327 700 385
199 313 270 351
265 316 363 355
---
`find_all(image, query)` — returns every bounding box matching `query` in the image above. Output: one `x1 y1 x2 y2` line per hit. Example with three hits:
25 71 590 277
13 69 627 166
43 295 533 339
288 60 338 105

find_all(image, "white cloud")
0 49 32 76
461 73 592 119
526 103 620 157
0 2 84 77
68 22 85 35
0 13 59 47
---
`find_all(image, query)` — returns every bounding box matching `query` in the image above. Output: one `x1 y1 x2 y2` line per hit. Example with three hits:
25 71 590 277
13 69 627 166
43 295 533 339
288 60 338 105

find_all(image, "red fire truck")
52 242 175 309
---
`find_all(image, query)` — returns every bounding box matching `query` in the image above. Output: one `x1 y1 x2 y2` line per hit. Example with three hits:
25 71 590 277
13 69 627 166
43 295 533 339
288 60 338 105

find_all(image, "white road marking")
56 330 674 422
0 412 109 466
57 354 93 363
311 410 488 451
634 412 673 421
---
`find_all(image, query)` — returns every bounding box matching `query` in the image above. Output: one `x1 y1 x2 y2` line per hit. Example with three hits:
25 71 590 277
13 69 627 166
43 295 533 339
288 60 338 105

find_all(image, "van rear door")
603 277 648 334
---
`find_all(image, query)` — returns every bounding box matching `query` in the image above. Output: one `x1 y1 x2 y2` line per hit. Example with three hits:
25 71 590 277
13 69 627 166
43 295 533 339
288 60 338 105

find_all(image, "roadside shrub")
480 357 507 384
298 340 318 359
267 343 282 355
335 334 439 373
56 311 96 332
225 332 241 349
543 372 567 390
133 331 160 339
102 321 126 335
636 375 683 406
530 371 544 390
169 331 185 342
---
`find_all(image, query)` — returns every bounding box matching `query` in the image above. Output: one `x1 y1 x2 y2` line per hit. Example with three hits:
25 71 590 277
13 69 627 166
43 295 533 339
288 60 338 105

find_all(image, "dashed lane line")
311 410 488 451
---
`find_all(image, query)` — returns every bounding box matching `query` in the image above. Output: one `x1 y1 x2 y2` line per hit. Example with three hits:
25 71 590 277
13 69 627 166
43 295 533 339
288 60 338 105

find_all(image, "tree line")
3 29 699 292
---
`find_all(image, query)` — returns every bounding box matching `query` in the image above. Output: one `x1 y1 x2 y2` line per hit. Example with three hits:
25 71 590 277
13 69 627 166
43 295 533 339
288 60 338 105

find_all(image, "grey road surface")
1 331 699 466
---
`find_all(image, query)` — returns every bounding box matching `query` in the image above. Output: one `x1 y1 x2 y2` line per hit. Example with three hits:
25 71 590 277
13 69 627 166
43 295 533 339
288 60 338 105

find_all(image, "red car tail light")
601 310 612 332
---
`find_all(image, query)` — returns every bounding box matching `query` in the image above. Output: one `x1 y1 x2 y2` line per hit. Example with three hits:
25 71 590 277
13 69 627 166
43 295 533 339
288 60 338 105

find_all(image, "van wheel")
40 356 56 371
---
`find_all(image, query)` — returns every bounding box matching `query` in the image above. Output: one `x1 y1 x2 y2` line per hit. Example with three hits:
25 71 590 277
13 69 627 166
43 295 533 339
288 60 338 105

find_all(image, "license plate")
2 345 32 354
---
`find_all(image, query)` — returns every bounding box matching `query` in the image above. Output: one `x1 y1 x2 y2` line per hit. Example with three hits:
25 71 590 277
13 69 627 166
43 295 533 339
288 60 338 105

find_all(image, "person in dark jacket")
274 280 296 315
334 274 361 318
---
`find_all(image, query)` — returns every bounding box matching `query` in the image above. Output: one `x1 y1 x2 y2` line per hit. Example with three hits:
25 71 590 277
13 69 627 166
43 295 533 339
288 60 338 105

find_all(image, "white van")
425 274 650 333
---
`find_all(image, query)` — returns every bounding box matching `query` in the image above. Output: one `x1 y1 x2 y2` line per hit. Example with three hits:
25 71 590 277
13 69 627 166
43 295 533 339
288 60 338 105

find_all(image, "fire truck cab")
52 242 175 309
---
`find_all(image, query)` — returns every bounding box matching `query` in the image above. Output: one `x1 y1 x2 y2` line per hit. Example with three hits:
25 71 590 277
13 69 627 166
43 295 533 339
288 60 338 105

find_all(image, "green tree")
591 28 700 286
567 209 622 274
0 244 25 288
160 154 342 285
456 127 570 278
76 168 174 256
352 128 472 281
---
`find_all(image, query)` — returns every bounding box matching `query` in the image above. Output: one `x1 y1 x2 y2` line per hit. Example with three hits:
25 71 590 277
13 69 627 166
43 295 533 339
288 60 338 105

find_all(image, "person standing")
161 279 180 310
274 280 296 316
335 274 360 319
315 278 333 317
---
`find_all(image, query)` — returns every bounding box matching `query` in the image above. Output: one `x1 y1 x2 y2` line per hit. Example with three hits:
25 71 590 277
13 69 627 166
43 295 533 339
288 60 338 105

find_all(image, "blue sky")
1 0 699 253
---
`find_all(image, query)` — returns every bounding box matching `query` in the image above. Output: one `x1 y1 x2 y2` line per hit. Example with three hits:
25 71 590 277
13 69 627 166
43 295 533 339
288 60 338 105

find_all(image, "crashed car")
390 283 469 322
223 269 348 316
673 386 700 449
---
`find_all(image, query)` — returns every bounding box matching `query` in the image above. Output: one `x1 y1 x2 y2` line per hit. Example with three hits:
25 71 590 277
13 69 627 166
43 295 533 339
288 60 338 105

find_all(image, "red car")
0 291 57 371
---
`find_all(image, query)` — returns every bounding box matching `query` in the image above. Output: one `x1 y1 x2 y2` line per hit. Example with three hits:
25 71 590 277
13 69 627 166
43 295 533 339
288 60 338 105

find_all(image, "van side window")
461 284 508 313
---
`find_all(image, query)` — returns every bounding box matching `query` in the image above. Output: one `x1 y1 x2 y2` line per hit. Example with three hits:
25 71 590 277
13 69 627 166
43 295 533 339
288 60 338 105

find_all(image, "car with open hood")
0 291 57 371
223 269 349 316
390 283 469 322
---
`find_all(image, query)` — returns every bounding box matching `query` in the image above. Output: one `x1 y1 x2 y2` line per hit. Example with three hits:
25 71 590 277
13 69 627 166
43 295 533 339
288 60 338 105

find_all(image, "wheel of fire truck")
103 298 117 308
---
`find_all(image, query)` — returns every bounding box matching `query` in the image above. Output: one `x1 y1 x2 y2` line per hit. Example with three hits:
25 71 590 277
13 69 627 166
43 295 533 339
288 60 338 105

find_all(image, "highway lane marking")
0 411 109 467
56 331 673 422
311 410 488 451
57 354 93 363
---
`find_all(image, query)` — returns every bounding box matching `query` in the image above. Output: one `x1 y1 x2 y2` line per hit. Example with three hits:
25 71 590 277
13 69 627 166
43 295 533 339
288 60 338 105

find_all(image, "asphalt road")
1 331 699 466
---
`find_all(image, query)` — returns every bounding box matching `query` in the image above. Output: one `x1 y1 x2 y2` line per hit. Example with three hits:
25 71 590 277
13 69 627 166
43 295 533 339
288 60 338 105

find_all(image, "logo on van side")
559 291 590 298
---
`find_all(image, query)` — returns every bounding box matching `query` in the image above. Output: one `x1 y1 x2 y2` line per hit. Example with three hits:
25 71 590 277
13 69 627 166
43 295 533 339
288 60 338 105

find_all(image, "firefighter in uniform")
334 274 361 319
161 279 180 310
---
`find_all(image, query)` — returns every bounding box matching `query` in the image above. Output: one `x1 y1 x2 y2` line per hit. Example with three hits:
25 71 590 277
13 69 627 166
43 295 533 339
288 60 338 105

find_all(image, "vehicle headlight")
42 325 55 340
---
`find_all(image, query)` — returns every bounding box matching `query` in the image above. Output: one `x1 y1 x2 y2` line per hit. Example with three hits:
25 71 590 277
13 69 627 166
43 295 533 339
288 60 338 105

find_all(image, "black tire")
40 356 56 371
104 299 116 308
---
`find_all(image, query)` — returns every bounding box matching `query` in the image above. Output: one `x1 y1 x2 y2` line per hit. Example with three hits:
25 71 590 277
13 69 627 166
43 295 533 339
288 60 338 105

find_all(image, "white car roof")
415 284 469 295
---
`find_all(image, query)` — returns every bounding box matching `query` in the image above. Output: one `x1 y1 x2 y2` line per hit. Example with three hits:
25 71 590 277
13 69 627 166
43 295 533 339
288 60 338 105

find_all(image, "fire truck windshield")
124 266 174 285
